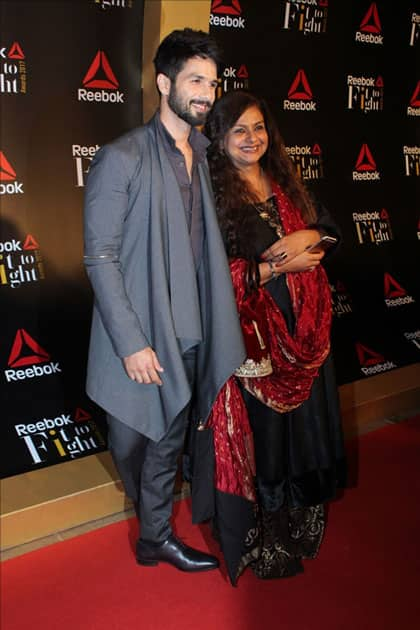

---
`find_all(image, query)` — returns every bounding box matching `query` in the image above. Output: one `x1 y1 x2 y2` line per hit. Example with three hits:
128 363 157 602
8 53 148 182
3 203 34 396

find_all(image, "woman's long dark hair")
204 90 317 258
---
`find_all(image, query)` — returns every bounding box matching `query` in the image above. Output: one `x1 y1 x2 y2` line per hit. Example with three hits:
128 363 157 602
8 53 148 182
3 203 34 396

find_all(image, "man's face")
168 56 218 126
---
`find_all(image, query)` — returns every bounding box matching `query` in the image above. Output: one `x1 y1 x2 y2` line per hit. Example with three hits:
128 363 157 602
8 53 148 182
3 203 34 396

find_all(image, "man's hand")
123 347 164 386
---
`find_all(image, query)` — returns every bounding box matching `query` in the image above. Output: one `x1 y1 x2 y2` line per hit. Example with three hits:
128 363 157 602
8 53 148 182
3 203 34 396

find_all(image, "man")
83 28 245 572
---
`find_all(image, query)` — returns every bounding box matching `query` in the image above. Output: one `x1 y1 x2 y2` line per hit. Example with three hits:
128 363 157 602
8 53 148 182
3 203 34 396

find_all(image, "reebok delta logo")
285 143 324 180
403 146 420 176
281 0 328 35
407 82 420 117
384 273 415 308
0 151 24 195
356 342 396 376
0 234 45 288
353 208 393 245
352 143 380 181
355 3 383 45
72 144 100 187
14 406 105 465
218 64 249 96
78 51 124 104
283 69 317 111
210 0 245 29
0 41 26 94
4 329 61 383
347 75 384 113
410 12 420 46
331 281 352 317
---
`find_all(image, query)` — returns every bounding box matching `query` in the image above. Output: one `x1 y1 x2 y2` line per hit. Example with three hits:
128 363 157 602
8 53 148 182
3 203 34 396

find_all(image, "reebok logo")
355 144 376 170
352 144 380 181
347 75 384 113
281 0 328 35
0 42 25 60
218 64 249 96
5 329 61 382
0 234 39 254
210 0 245 28
283 69 317 111
0 235 45 289
15 414 73 437
14 405 104 465
94 0 132 8
74 408 92 422
211 0 241 15
353 208 393 245
0 151 24 194
355 3 383 44
0 41 26 94
384 273 415 307
410 13 420 46
0 151 16 180
403 146 420 176
356 342 396 376
8 329 50 367
78 51 124 104
83 51 118 89
285 143 324 179
407 82 420 116
72 144 100 187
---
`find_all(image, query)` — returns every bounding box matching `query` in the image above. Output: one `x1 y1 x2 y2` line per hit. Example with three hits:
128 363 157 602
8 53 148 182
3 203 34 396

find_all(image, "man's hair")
153 28 222 81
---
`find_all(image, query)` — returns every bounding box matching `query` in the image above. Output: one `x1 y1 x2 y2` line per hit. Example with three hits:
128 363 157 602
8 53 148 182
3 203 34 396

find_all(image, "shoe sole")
136 558 218 572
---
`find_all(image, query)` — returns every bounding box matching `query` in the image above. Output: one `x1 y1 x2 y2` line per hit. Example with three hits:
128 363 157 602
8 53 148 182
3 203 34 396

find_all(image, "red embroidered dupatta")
208 182 333 502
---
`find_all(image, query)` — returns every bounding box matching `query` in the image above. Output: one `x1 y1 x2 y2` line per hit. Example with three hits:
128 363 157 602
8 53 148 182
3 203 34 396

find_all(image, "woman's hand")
261 229 322 264
275 249 324 274
259 228 326 282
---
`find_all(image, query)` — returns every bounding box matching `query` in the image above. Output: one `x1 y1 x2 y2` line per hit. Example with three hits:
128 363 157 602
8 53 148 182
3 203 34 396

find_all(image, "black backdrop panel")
209 0 420 386
1 0 144 478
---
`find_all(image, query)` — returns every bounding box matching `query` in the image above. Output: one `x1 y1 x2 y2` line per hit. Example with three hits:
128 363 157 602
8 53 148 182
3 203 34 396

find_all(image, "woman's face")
223 105 269 170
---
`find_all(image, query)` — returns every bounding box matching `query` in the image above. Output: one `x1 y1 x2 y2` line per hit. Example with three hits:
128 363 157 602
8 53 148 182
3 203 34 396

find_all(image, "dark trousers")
106 350 196 543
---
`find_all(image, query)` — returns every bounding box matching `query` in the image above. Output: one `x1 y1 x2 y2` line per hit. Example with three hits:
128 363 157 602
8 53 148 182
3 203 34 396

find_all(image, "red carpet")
2 417 420 630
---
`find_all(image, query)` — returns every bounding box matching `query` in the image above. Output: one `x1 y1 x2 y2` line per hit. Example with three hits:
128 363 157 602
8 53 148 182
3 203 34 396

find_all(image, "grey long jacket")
83 114 245 440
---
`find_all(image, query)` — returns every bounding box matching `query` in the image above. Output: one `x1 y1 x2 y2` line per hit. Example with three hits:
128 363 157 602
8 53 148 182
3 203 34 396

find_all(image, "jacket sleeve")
83 142 150 359
307 197 342 258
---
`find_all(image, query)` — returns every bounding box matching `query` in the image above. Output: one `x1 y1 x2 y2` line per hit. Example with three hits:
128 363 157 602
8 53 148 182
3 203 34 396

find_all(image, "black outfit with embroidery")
236 196 347 579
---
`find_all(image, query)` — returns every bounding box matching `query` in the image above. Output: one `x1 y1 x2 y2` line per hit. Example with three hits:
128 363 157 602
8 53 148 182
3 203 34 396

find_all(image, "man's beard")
168 85 211 127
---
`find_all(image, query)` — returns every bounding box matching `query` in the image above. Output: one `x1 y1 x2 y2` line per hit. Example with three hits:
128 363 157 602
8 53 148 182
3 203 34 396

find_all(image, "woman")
191 90 347 585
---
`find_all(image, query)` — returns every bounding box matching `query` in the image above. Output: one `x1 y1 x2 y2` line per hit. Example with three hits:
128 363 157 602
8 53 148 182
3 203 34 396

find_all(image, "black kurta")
242 197 347 512
190 196 347 584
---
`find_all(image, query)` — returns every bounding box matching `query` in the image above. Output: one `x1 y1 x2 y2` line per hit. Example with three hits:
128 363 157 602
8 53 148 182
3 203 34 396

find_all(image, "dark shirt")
157 115 209 266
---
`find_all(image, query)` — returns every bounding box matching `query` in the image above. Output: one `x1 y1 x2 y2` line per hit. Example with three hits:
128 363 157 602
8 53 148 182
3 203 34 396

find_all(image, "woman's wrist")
258 261 282 285
267 260 277 280
267 260 282 281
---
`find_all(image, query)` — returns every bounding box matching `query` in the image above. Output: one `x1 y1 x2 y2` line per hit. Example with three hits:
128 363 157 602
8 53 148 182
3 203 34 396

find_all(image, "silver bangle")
268 260 277 280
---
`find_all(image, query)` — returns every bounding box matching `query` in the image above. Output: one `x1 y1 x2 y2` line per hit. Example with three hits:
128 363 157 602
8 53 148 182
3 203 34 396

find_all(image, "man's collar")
156 111 209 160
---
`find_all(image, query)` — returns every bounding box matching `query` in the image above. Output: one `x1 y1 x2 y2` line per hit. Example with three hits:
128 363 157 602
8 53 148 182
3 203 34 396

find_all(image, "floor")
1 412 416 563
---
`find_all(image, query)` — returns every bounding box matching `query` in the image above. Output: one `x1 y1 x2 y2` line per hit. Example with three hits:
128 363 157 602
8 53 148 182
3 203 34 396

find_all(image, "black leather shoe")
136 534 219 572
